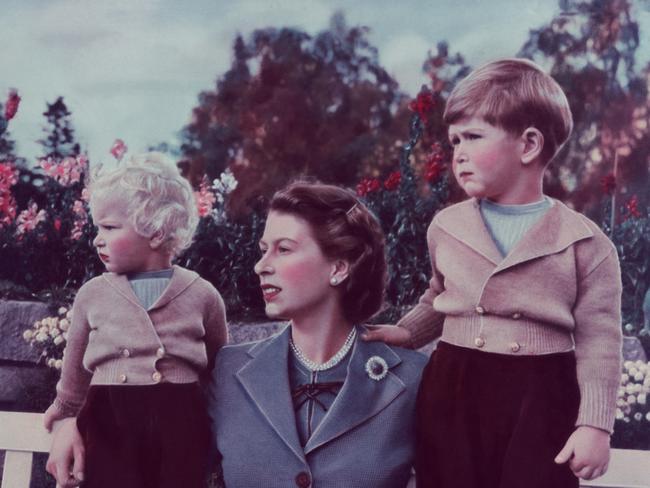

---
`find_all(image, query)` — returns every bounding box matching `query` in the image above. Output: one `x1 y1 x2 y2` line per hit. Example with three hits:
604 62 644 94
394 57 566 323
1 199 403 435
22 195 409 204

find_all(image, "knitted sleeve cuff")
575 382 619 434
52 397 82 419
398 303 444 349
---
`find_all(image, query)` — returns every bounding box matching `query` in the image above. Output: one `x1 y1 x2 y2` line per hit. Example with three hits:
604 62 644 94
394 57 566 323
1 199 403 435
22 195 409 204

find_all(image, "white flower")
39 326 48 336
50 328 60 337
58 307 67 315
66 309 73 319
616 409 624 419
646 412 650 422
635 372 645 382
23 329 34 341
627 395 637 404
629 367 639 377
47 358 56 367
54 359 63 370
638 393 647 405
53 335 65 346
634 412 643 421
626 384 637 394
59 319 70 331
365 356 389 381
35 332 48 342
33 320 42 329
616 398 626 407
624 360 634 370
621 373 630 383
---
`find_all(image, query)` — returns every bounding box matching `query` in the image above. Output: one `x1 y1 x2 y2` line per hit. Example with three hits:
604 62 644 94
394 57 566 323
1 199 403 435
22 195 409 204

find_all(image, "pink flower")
384 171 401 191
600 173 616 195
4 89 21 121
424 143 446 184
110 139 127 160
15 203 46 236
625 195 642 219
69 199 88 240
194 177 216 218
356 177 381 197
39 155 87 186
0 162 18 190
0 190 16 228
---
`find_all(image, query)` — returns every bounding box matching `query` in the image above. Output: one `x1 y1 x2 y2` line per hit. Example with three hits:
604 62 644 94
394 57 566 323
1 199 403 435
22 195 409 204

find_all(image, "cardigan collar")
101 265 199 311
235 324 405 461
435 198 594 273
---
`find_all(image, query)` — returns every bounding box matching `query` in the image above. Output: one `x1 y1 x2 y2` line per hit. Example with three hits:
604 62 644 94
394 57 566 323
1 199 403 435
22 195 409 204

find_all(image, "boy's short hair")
269 181 387 324
89 152 198 256
444 58 573 164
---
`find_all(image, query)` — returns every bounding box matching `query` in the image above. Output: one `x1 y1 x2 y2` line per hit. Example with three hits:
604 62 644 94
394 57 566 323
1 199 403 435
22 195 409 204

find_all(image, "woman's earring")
330 277 338 285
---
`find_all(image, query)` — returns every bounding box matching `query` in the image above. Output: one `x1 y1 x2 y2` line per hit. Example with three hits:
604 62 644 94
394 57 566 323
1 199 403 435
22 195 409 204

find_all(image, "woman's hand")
361 325 412 347
554 425 610 480
45 417 85 487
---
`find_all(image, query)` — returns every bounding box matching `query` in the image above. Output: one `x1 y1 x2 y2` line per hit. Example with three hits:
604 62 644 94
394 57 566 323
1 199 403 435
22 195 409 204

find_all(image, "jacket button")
474 337 485 348
509 342 521 353
152 371 162 383
512 312 522 320
119 374 127 383
475 305 485 315
156 347 165 358
121 348 130 358
295 471 311 487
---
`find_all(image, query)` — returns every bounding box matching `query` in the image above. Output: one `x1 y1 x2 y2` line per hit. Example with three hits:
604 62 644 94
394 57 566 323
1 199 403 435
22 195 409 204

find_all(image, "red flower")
4 90 21 121
110 139 128 160
408 89 435 121
54 218 62 232
423 143 446 184
625 195 642 219
384 171 401 191
600 173 616 195
356 177 381 197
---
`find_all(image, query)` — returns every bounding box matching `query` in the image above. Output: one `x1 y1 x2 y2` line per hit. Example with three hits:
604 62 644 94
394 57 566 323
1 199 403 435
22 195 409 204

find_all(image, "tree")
181 13 411 212
38 97 80 160
519 0 649 218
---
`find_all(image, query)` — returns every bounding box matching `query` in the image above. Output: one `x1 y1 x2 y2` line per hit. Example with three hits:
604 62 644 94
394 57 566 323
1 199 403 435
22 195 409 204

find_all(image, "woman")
47 182 427 488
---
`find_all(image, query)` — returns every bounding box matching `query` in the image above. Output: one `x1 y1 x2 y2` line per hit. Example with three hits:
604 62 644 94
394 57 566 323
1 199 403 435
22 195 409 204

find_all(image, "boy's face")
448 116 532 204
90 195 166 274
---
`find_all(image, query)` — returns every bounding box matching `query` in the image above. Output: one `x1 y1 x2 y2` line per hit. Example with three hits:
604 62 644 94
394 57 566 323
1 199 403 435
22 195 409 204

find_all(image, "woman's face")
254 211 340 321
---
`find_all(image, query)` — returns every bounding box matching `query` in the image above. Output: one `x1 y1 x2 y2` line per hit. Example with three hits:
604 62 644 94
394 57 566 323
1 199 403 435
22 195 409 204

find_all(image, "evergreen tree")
38 97 80 159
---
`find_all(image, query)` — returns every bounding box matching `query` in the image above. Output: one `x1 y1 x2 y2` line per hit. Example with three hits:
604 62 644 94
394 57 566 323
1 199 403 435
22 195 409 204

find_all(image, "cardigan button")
511 312 522 320
474 337 485 348
152 371 162 383
475 306 486 315
121 348 130 358
119 374 127 383
156 347 165 358
509 342 521 353
295 471 311 487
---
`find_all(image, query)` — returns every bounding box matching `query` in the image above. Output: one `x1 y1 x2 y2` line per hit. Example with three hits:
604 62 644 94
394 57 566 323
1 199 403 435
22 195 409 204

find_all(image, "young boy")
363 58 622 488
44 152 227 487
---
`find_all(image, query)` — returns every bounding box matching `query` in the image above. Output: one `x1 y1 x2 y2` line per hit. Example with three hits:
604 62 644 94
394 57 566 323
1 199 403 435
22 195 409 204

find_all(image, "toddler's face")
90 196 159 274
448 116 528 204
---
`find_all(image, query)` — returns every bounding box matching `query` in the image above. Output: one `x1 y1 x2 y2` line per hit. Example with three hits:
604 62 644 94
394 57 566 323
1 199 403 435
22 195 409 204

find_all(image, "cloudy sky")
2 0 650 165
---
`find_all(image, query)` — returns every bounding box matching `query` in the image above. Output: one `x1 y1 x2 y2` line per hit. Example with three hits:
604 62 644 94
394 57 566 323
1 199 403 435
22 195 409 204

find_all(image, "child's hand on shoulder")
554 425 610 480
43 403 64 432
361 325 412 347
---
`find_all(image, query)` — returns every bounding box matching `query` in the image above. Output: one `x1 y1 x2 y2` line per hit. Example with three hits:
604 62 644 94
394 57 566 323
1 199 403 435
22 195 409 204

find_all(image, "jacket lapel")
494 199 594 274
235 325 306 464
102 273 143 308
148 265 198 310
304 327 405 455
435 198 503 265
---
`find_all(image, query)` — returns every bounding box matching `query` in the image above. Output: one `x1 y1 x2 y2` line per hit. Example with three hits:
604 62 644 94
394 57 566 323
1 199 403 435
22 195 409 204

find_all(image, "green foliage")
38 97 80 159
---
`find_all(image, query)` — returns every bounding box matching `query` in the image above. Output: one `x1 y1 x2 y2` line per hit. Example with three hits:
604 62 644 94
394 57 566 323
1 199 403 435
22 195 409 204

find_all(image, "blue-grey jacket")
206 324 427 488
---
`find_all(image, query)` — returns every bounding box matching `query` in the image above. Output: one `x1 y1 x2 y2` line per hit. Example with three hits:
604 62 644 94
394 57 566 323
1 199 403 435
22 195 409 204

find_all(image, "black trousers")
77 382 210 488
415 341 580 488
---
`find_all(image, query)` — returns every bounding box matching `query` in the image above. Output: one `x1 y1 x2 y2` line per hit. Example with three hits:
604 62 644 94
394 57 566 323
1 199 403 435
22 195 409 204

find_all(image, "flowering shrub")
612 360 650 448
23 306 71 369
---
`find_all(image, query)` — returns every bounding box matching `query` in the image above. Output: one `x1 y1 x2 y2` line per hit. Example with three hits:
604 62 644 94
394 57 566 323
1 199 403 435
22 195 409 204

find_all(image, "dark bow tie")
292 381 344 411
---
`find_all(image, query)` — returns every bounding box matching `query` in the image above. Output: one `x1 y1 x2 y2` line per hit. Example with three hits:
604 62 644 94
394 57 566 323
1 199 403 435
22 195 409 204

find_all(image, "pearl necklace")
290 328 357 372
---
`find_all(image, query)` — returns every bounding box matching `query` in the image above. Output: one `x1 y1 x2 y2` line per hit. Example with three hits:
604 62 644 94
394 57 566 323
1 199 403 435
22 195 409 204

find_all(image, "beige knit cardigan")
398 198 622 433
51 265 227 417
